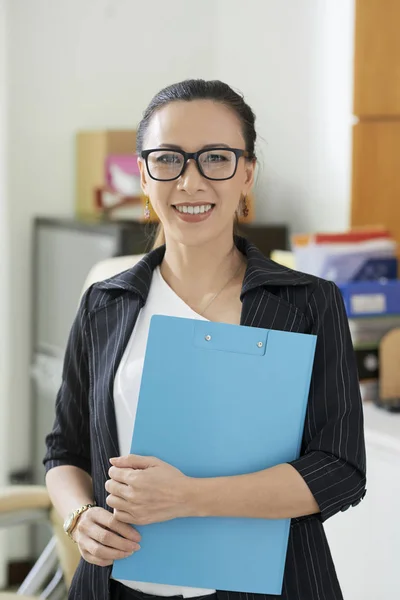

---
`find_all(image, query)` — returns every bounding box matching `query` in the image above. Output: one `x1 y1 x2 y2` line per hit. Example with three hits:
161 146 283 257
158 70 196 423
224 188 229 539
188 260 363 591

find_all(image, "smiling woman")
44 79 366 600
136 81 257 251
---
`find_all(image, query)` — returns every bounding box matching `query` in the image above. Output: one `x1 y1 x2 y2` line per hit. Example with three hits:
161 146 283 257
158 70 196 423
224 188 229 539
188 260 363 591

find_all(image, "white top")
113 266 215 597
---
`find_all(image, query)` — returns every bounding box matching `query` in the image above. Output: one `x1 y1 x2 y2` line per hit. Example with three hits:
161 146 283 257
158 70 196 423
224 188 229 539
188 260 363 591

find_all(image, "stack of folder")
289 227 400 404
291 228 398 283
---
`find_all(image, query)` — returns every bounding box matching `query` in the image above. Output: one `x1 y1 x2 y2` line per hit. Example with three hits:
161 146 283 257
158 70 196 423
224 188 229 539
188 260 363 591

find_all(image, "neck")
160 230 245 306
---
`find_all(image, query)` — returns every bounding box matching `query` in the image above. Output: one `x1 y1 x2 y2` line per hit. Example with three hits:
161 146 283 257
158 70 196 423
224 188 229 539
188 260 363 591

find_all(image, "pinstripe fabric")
44 236 366 600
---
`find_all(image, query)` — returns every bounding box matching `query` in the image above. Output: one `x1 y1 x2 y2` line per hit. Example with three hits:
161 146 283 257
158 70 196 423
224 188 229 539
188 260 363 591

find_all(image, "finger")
90 523 140 553
85 539 137 561
110 454 158 469
89 508 142 543
106 494 133 513
108 465 135 485
114 509 138 524
81 552 113 567
105 478 132 500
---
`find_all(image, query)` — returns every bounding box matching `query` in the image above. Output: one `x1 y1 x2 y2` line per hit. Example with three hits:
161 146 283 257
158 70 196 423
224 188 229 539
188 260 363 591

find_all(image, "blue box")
350 257 398 281
339 280 400 318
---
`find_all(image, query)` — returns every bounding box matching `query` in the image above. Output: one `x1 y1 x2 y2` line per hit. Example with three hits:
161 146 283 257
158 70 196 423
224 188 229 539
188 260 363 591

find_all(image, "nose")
177 159 205 195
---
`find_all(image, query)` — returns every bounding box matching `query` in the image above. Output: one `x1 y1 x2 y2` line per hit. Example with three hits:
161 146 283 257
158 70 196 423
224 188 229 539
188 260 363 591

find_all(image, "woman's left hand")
105 455 194 526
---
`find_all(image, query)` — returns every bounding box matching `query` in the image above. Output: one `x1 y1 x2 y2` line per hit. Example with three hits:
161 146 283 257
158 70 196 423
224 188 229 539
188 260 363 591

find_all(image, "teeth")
175 204 213 215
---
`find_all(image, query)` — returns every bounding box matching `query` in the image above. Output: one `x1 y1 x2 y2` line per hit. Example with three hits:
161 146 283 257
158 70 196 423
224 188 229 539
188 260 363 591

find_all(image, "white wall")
7 0 215 473
0 0 9 588
215 0 355 233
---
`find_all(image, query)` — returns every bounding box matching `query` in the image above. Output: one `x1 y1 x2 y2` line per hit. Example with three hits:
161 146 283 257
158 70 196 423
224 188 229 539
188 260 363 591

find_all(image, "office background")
0 1 399 598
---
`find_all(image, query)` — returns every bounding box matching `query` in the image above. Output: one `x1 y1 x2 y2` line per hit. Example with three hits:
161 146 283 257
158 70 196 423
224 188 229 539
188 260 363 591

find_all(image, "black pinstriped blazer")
44 236 367 600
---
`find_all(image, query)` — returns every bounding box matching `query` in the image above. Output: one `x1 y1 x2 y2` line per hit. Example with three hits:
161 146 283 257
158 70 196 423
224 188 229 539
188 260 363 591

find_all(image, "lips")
172 202 216 222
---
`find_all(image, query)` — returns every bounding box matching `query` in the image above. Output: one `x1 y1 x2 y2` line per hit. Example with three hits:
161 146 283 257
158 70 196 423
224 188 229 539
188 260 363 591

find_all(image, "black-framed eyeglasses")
140 147 252 181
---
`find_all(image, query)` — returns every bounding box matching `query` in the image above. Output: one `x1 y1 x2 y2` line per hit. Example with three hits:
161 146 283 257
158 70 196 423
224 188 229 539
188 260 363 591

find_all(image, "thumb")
110 454 159 469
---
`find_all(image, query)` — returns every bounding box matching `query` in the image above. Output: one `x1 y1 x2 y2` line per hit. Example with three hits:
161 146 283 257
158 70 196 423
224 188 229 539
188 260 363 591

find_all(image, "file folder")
112 316 317 594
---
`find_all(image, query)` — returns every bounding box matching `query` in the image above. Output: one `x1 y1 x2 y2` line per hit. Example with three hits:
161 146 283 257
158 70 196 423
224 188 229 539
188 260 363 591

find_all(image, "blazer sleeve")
289 279 367 522
43 288 92 476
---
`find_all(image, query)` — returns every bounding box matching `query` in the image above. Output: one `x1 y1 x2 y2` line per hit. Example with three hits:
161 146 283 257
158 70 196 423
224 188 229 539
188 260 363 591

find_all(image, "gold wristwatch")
63 502 96 541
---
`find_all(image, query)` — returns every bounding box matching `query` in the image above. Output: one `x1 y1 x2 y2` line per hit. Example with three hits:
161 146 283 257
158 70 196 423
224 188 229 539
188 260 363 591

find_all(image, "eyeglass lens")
146 150 237 180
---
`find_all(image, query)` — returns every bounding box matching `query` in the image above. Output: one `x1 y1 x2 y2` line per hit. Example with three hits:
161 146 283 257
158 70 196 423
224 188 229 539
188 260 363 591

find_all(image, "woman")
44 79 366 600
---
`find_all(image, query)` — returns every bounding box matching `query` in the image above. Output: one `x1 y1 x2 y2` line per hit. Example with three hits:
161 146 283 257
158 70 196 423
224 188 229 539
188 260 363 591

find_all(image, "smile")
172 203 215 222
174 204 214 214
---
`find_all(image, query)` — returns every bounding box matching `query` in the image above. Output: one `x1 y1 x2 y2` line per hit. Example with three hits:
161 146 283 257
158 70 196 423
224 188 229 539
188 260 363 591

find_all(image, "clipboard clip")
193 321 268 356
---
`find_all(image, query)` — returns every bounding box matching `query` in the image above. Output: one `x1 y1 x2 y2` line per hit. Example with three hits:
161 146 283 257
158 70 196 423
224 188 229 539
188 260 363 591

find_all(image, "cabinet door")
35 225 117 354
354 0 400 117
351 121 400 259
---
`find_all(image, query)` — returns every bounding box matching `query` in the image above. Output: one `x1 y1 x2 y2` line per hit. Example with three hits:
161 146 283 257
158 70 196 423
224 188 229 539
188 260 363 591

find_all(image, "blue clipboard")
112 315 317 594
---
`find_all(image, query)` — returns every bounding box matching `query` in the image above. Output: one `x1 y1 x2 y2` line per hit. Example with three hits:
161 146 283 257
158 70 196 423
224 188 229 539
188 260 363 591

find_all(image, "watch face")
64 513 74 533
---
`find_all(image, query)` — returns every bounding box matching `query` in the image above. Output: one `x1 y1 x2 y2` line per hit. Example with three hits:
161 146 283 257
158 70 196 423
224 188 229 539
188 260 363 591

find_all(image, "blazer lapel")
241 286 307 333
87 294 143 489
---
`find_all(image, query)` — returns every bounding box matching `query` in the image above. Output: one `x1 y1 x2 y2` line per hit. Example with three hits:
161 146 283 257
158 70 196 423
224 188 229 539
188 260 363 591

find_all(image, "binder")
112 316 317 594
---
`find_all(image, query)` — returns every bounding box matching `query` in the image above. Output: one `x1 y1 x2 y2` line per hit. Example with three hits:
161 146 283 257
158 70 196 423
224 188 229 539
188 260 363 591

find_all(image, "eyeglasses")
140 147 251 181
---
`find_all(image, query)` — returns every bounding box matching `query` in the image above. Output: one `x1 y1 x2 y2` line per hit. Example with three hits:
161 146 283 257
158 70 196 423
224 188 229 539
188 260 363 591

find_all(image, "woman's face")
138 100 255 247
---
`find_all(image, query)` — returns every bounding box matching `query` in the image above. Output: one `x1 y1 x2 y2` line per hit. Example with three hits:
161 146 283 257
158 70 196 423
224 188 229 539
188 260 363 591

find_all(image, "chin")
168 223 233 248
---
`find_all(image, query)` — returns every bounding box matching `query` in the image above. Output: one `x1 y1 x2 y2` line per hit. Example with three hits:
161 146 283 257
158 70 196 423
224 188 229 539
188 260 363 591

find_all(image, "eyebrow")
157 143 231 151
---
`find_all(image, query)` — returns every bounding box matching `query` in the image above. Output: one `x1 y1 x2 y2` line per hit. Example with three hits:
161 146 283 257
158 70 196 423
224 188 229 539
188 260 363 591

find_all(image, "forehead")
144 100 245 151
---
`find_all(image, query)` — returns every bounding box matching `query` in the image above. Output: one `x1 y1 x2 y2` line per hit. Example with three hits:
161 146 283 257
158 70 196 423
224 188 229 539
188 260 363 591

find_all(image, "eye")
156 153 182 165
204 153 228 163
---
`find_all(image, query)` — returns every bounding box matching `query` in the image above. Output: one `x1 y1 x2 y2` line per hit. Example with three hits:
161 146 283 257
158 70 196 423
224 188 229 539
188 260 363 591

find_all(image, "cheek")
147 183 175 216
213 181 241 211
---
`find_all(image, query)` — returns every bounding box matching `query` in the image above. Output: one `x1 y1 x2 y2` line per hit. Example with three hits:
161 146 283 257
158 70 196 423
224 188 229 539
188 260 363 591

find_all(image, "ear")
137 157 149 196
242 158 256 196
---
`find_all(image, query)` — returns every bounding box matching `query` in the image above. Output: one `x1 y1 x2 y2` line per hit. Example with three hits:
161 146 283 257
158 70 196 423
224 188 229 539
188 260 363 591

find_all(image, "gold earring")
242 194 249 218
144 197 151 219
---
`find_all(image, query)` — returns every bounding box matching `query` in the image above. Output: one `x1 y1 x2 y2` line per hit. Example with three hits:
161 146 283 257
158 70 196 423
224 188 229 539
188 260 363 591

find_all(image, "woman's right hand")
72 507 141 567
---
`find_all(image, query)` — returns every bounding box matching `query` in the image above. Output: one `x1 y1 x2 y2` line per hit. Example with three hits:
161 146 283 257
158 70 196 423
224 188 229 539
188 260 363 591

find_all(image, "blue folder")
112 316 317 595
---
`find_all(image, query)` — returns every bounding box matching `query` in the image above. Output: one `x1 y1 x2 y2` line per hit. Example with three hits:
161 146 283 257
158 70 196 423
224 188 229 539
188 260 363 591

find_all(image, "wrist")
183 477 212 518
63 502 96 541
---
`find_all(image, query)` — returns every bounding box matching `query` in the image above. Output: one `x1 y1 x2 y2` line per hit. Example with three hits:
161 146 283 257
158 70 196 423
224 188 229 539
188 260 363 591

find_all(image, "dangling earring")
144 197 151 220
242 194 249 218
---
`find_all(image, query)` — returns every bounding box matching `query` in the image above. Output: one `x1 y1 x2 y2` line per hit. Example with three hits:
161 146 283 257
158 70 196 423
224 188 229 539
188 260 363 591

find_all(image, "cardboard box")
380 328 400 404
76 130 137 218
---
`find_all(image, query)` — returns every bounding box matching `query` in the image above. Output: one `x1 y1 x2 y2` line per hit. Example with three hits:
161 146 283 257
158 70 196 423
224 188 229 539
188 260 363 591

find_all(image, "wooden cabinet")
351 1 400 261
354 0 400 117
351 121 400 247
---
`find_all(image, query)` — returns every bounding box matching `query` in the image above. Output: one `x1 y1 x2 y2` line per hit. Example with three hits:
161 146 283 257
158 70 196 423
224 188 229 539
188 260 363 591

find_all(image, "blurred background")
0 1 399 599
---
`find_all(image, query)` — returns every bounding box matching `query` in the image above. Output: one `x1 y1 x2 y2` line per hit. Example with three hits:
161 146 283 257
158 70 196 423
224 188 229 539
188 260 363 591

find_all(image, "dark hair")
137 79 257 249
136 79 257 158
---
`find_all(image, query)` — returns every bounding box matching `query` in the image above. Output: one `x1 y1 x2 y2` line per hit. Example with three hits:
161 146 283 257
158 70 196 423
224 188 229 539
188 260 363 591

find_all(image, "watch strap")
65 502 96 542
